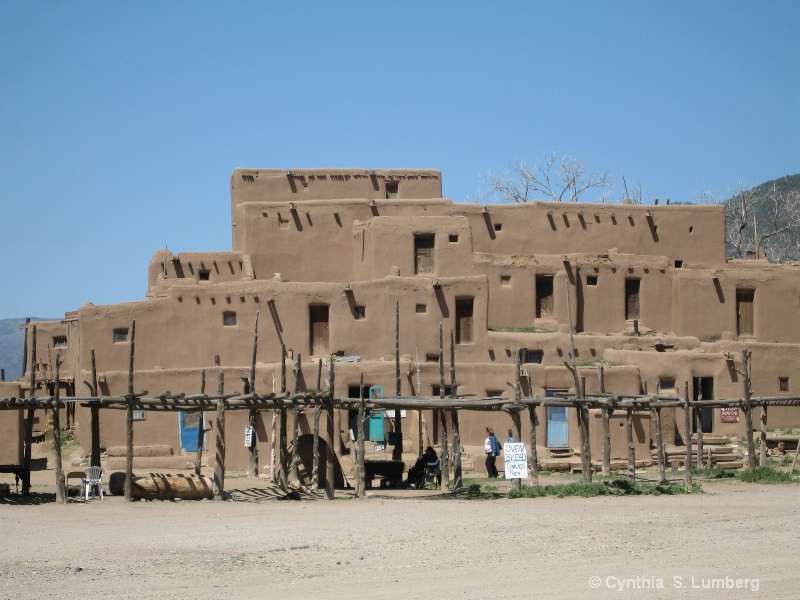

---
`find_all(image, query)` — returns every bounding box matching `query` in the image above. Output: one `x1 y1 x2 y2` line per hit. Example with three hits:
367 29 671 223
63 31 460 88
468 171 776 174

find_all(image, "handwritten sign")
720 407 739 423
504 442 528 479
244 425 254 447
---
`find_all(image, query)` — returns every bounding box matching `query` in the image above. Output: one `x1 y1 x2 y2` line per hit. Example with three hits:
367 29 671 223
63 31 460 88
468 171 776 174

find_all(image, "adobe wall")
0 382 24 465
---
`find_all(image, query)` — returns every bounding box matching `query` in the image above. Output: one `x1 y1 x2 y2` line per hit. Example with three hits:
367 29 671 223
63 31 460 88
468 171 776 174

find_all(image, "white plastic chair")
81 467 104 501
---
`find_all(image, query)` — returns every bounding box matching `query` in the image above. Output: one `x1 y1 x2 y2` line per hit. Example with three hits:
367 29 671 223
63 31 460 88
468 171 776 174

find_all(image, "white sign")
504 442 527 479
384 410 407 418
244 425 254 447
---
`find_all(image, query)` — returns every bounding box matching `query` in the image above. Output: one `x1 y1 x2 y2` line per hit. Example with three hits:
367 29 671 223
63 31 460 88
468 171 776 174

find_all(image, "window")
494 223 502 232
432 385 455 397
500 275 511 286
385 182 398 199
416 304 427 313
736 289 754 336
113 328 129 343
586 276 598 286
198 270 210 281
223 311 237 326
425 353 439 363
625 279 640 320
780 377 789 392
659 377 677 394
449 234 459 243
414 234 435 274
310 305 330 355
536 275 554 318
674 260 683 269
53 336 67 348
353 306 366 320
522 349 543 364
455 298 474 344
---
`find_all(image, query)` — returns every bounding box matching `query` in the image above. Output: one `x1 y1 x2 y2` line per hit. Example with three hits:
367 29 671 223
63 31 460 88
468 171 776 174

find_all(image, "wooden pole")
759 404 768 467
743 349 756 472
626 407 635 479
90 347 100 468
247 312 259 478
52 355 64 504
290 354 302 486
790 435 800 474
684 381 692 490
528 405 539 486
325 356 335 500
695 380 704 469
393 301 403 460
124 320 135 502
194 369 206 476
438 323 449 490
599 366 611 476
450 330 462 491
278 345 288 490
312 358 322 489
355 373 366 498
22 324 36 496
510 348 523 490
653 406 666 483
213 371 225 501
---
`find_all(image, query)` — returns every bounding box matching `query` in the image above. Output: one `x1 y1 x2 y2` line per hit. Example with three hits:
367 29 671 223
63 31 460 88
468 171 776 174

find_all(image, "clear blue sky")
2 1 798 319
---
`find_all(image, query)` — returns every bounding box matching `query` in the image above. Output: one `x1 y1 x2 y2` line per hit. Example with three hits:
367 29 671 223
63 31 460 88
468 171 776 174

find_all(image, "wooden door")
455 299 474 344
310 305 329 356
737 289 754 336
414 235 434 274
625 279 640 320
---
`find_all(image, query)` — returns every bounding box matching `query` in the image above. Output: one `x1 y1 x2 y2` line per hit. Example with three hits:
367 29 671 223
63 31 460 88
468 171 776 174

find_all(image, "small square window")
660 377 677 392
586 276 598 286
449 234 459 243
674 260 683 269
199 270 210 281
416 304 427 313
494 223 502 232
113 329 129 343
53 336 67 348
354 306 366 320
425 353 439 363
223 312 237 326
780 377 789 392
385 182 399 199
500 275 511 286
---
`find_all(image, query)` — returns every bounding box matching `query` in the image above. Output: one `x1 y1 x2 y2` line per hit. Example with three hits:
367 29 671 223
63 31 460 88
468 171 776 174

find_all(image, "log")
22 324 36 496
653 406 665 484
626 408 635 479
290 354 301 487
312 358 322 489
393 301 403 461
247 312 259 478
684 381 692 490
528 405 539 486
125 320 136 502
325 357 335 500
743 349 756 472
90 348 101 468
109 472 213 500
450 330 462 490
213 372 225 501
438 323 449 491
355 373 366 498
760 405 768 467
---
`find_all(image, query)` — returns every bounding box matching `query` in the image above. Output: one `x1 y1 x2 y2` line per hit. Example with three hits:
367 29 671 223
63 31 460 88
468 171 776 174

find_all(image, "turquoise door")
546 406 569 448
368 411 385 441
180 411 203 452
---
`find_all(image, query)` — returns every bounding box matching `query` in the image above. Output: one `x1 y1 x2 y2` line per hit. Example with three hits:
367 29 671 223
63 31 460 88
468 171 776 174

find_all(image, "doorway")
309 305 329 356
692 377 714 433
179 411 204 452
545 390 569 448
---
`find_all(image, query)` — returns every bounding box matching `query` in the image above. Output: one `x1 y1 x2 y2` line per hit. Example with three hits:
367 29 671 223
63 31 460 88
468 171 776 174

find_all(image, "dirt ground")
1 461 798 600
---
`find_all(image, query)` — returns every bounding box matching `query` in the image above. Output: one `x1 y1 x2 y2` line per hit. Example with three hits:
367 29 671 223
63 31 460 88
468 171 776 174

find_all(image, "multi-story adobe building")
3 167 800 477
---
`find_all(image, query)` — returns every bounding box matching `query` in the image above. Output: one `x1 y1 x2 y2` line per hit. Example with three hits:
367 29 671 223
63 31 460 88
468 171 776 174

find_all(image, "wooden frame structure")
4 326 800 504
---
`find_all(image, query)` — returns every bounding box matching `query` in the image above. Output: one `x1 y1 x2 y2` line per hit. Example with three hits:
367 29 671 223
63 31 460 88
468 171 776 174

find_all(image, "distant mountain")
0 317 54 382
745 173 800 199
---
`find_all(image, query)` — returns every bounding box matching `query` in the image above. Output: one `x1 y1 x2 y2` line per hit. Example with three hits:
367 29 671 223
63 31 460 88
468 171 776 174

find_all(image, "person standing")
484 427 501 478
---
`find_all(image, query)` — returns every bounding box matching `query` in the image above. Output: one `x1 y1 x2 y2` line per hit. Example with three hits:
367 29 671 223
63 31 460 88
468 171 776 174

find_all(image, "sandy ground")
1 462 798 600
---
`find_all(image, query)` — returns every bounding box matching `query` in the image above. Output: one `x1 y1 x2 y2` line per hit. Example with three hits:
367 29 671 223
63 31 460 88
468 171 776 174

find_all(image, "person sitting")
404 446 441 488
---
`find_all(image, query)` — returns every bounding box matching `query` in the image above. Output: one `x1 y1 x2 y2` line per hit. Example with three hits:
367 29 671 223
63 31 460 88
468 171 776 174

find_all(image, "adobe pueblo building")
5 167 800 480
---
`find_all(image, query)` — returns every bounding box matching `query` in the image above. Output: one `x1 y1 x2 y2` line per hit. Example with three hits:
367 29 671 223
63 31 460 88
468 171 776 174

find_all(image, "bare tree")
700 182 800 263
485 152 613 203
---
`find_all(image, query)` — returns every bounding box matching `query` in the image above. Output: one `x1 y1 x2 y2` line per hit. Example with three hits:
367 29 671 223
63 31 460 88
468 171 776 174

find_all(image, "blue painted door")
368 386 385 441
546 406 569 448
180 411 203 452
